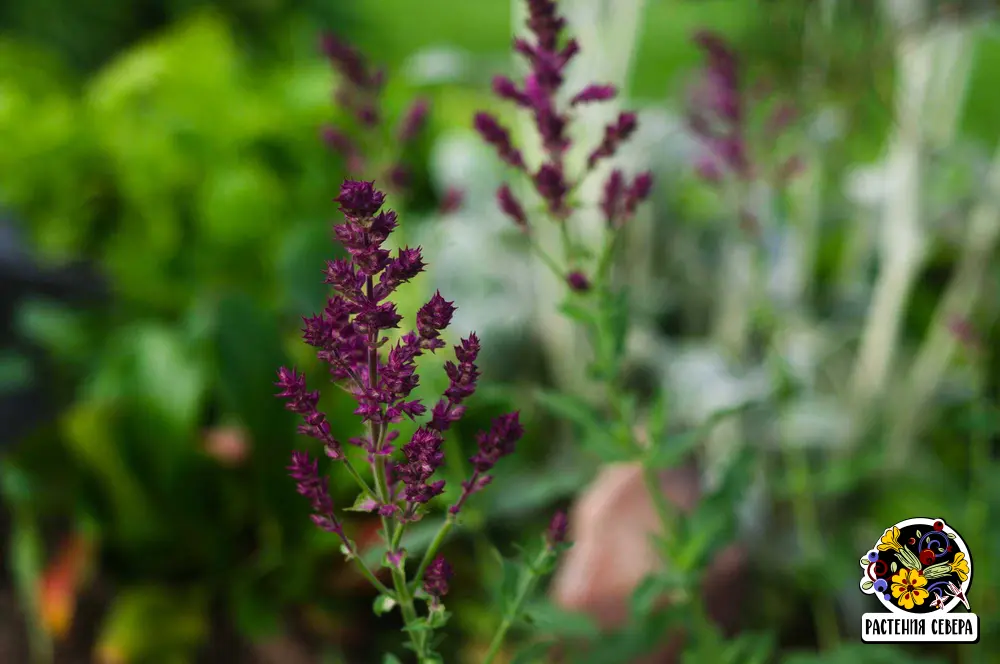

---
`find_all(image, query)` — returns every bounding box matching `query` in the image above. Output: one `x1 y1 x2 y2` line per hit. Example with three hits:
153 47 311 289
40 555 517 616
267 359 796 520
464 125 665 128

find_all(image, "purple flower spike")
476 0 653 239
423 555 453 602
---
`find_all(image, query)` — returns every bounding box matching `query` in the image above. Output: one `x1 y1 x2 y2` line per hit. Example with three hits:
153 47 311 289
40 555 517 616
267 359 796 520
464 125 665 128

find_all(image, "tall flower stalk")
277 179 564 662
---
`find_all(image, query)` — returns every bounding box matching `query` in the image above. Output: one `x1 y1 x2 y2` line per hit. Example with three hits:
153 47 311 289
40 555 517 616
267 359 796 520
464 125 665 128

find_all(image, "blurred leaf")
61 401 157 543
647 401 757 469
509 640 556 664
0 349 32 394
230 578 283 640
95 586 209 664
278 221 334 315
382 655 404 664
197 160 284 246
489 546 523 616
214 293 290 441
6 507 52 661
15 298 89 362
522 599 599 638
129 323 207 444
783 643 946 664
530 389 633 462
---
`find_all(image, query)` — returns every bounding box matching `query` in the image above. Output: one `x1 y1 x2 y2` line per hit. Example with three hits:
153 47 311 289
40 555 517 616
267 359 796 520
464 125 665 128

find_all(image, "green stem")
640 460 675 555
785 446 840 650
342 457 377 499
350 553 394 596
481 546 553 664
390 564 427 659
410 514 456 593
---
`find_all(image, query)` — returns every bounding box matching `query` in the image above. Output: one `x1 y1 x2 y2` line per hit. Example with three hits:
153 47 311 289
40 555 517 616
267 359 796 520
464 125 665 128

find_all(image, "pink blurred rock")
551 462 747 663
203 426 251 467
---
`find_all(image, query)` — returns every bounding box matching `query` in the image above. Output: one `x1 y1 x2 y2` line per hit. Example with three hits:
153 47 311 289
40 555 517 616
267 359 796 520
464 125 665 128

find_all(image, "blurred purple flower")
687 30 802 188
476 0 652 237
318 34 433 196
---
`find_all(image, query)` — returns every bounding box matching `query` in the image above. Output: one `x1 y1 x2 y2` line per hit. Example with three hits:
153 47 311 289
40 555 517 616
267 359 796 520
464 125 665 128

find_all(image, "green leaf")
531 389 632 462
861 580 874 591
891 561 897 573
489 547 523 616
278 221 334 315
522 600 599 638
96 586 209 663
557 300 598 328
129 323 207 445
345 494 379 513
214 294 290 441
629 573 679 618
381 655 403 664
509 640 555 664
372 594 397 616
646 402 755 469
783 643 947 664
230 579 282 639
426 608 450 629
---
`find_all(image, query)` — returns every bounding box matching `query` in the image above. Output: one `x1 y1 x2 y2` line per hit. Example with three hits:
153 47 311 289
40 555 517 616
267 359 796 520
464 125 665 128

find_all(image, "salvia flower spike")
475 0 653 289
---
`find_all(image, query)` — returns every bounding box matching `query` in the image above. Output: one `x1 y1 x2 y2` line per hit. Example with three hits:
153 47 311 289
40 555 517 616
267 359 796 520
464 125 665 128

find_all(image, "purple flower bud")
397 98 430 142
423 555 453 600
566 271 590 292
319 33 372 89
416 292 456 349
525 0 566 52
492 76 531 107
570 84 617 106
586 112 638 169
624 171 654 217
533 163 569 216
546 509 569 546
600 169 626 225
473 113 525 169
335 180 386 220
438 187 464 215
497 185 528 229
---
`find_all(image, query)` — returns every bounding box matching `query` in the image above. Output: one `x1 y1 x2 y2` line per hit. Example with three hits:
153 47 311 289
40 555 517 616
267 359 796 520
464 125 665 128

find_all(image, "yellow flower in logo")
878 526 902 552
950 552 969 582
891 568 929 610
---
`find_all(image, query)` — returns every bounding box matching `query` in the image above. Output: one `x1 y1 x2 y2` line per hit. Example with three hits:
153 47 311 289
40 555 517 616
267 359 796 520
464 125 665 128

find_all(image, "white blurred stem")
848 3 934 420
848 12 977 451
886 142 1000 468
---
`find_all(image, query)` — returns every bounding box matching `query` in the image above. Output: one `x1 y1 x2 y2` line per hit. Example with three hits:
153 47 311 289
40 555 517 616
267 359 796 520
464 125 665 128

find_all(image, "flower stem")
785 445 840 650
342 456 377 500
481 545 553 664
640 461 674 553
349 551 394 596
